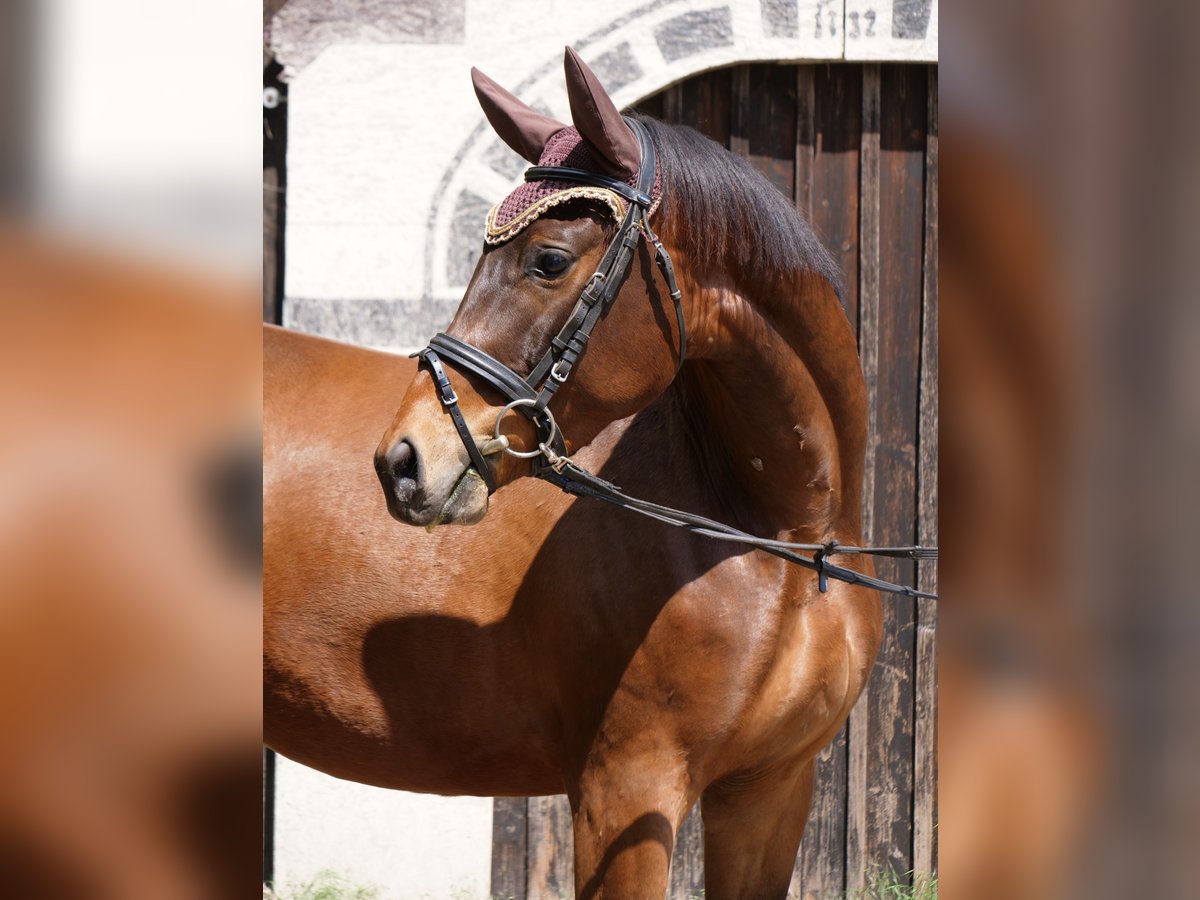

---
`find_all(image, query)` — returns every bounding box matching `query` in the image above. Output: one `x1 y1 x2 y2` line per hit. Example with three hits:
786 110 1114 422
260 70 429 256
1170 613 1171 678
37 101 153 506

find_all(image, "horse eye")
533 250 572 278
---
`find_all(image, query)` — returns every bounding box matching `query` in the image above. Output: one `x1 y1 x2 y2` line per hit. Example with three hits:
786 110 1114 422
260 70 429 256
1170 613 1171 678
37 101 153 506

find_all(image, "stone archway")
271 2 935 354
423 1 846 311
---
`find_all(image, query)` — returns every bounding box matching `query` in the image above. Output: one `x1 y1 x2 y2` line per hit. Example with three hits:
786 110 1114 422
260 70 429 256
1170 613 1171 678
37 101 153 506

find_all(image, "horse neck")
676 269 867 542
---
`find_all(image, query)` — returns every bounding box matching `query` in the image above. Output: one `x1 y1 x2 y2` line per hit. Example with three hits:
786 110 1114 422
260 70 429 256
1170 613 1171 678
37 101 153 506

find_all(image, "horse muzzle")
374 433 492 527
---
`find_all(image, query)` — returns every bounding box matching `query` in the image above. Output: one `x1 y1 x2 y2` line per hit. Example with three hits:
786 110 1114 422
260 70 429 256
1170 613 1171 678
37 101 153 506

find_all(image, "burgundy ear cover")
471 67 568 164
562 47 640 179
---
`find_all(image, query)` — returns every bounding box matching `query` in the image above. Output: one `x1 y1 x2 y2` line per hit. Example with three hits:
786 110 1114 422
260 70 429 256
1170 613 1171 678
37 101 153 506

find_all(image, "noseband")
416 117 684 493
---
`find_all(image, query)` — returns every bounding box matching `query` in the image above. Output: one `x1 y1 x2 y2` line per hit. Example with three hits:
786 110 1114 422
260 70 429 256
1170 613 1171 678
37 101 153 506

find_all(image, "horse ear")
562 47 640 179
471 67 567 164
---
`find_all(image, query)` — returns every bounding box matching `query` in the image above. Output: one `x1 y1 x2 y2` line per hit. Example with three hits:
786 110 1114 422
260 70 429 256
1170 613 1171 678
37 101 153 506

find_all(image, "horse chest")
713 586 872 762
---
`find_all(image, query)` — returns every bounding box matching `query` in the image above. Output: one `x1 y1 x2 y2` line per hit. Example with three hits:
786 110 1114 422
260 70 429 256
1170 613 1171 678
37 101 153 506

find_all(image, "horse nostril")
387 440 420 501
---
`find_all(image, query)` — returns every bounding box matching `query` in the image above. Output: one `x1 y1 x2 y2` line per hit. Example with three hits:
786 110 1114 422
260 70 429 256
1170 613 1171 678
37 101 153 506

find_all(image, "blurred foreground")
941 0 1200 897
0 229 262 898
0 2 262 897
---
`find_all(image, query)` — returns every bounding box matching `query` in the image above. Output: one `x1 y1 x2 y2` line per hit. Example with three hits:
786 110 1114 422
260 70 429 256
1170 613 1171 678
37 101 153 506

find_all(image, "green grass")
659 868 938 900
264 869 380 900
838 868 937 900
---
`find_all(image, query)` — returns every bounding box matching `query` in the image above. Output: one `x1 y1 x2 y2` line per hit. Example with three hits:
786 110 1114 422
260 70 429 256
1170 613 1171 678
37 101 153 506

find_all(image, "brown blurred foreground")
941 0 1200 897
939 133 1102 899
0 225 262 899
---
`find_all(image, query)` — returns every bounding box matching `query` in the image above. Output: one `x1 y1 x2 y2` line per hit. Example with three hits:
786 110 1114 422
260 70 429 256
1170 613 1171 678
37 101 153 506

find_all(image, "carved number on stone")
813 3 840 38
847 9 878 40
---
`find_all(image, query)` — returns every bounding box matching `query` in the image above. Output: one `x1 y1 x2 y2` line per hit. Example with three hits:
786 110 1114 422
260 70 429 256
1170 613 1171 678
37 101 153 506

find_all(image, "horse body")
264 323 878 794
265 49 882 899
265 330 553 793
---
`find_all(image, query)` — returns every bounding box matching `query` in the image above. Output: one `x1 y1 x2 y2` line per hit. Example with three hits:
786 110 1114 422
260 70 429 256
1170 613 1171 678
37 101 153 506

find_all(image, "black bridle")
414 117 937 600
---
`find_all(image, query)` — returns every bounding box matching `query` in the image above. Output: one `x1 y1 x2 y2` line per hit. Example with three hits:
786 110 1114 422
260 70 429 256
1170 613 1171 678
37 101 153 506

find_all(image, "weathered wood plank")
668 803 705 898
792 725 848 899
491 797 529 900
632 91 665 120
730 66 750 160
811 64 863 332
846 61 881 896
791 63 852 900
743 64 797 199
913 64 939 881
856 61 927 887
263 749 275 886
794 66 815 220
680 68 732 148
526 795 574 899
263 59 288 325
662 82 683 124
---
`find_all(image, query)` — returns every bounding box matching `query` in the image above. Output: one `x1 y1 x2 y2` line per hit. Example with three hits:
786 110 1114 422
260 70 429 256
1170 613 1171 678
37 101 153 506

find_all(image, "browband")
524 166 653 208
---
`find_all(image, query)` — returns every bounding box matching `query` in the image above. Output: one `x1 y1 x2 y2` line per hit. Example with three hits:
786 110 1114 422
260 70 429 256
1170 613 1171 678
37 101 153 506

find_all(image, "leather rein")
416 117 937 601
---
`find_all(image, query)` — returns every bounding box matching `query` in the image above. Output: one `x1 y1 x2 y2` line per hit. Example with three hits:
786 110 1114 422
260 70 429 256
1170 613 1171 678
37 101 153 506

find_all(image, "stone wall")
271 0 935 354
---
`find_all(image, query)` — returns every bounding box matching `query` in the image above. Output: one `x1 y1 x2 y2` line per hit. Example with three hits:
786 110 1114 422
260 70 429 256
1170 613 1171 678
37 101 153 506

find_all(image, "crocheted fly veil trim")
484 126 662 246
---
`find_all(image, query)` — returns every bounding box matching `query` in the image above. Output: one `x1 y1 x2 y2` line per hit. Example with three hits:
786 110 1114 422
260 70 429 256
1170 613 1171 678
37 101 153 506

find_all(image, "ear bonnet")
473 48 662 245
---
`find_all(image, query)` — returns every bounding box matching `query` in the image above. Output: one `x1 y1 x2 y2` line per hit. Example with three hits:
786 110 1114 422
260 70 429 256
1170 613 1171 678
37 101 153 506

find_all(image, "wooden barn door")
491 62 938 900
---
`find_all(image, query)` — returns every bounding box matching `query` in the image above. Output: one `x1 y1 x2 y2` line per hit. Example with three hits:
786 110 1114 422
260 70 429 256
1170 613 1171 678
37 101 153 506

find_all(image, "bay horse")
264 49 882 899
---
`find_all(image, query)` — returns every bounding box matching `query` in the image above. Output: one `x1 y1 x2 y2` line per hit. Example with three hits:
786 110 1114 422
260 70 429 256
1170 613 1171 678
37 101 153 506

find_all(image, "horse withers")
266 48 881 899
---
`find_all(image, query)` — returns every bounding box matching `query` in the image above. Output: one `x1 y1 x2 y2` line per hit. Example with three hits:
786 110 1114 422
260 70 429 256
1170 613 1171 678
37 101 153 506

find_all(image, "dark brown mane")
636 115 846 299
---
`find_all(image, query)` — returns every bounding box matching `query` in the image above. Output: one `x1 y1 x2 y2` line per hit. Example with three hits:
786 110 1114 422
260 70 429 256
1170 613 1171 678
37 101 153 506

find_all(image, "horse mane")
636 115 846 301
636 116 866 524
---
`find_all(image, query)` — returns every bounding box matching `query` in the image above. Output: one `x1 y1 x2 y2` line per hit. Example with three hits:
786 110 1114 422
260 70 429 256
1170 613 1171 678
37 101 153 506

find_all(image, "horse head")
376 49 686 527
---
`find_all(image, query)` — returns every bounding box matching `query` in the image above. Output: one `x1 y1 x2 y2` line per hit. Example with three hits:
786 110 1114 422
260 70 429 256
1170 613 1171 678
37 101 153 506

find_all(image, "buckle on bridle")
581 271 606 299
549 359 570 383
539 442 573 473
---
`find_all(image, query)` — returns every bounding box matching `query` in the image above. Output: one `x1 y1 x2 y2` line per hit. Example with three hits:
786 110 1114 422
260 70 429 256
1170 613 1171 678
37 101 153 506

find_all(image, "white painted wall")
272 756 492 899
